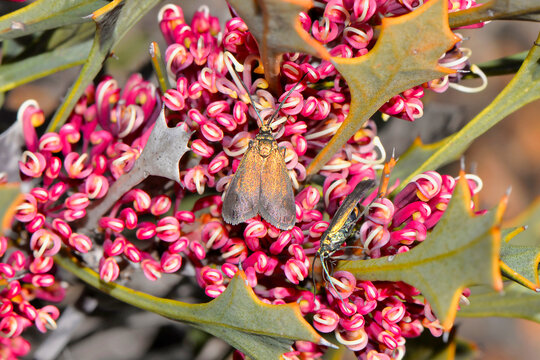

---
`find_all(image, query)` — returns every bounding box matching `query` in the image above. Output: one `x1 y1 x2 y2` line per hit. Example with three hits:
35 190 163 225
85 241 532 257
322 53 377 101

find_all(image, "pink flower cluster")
3 0 485 358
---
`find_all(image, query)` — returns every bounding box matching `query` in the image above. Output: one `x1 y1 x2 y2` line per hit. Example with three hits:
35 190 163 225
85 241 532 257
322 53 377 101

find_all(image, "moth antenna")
224 52 265 124
266 73 308 127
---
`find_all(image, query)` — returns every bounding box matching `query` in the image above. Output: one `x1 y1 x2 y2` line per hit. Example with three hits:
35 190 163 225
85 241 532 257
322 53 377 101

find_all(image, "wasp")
313 179 376 298
222 75 307 230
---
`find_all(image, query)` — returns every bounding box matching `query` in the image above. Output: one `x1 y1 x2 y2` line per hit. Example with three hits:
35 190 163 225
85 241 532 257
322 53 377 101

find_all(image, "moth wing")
222 146 262 225
258 146 296 230
328 179 376 231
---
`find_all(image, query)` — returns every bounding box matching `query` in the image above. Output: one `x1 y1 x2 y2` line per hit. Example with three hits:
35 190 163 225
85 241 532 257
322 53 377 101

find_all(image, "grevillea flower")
3 0 489 358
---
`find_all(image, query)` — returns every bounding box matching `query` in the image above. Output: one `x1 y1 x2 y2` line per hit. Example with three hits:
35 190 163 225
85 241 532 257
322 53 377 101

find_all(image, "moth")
222 81 305 230
312 179 376 297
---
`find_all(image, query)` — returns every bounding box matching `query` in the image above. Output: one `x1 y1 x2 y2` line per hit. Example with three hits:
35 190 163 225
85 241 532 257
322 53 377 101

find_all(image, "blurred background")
1 1 539 359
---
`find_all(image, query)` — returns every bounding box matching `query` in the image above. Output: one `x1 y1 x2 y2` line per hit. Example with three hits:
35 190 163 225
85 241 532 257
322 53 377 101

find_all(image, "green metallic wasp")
313 179 376 299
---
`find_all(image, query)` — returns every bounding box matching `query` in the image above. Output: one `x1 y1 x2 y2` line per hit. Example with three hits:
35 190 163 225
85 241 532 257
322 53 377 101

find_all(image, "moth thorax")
257 139 273 157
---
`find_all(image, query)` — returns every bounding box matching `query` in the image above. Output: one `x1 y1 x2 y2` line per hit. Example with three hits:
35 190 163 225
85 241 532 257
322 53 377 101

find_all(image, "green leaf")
307 0 458 176
449 0 540 28
47 0 161 132
0 0 107 40
0 39 91 92
337 175 504 330
504 197 540 247
394 31 540 189
458 282 540 323
0 184 21 236
499 227 540 291
54 253 333 360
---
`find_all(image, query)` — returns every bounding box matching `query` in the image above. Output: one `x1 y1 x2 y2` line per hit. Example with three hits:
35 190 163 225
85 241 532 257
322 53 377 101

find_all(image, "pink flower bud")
163 89 185 111
208 152 229 174
46 156 62 178
136 222 156 240
313 308 339 333
19 151 47 178
49 181 68 201
123 189 151 212
190 241 206 260
25 213 45 233
31 274 55 287
98 217 125 233
100 257 119 283
8 251 26 271
161 251 182 273
64 152 92 179
174 211 194 223
30 229 61 257
69 233 92 253
142 257 161 281
335 328 368 351
34 305 60 333
29 256 54 274
30 187 49 202
0 263 15 278
14 194 38 223
205 284 226 298
85 174 109 199
191 139 215 158
201 122 224 142
221 263 238 278
156 216 181 242
124 242 142 262
284 259 308 284
120 208 138 229
65 193 90 210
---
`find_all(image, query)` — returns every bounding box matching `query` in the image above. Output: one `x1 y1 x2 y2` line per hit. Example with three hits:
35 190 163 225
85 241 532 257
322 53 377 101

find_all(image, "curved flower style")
3 0 487 358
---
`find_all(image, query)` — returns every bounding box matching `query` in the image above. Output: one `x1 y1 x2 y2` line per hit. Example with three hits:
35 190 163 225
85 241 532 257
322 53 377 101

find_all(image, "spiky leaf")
393 32 540 189
458 282 540 323
500 227 540 291
55 253 333 360
0 184 22 235
307 0 458 175
338 175 504 330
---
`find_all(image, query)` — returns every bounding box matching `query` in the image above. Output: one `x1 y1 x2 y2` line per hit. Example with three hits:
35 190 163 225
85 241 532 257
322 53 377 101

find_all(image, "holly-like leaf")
337 174 504 330
81 107 192 233
499 227 540 291
54 253 333 360
393 32 540 189
47 0 160 132
458 282 540 323
0 0 107 40
228 0 330 90
503 197 540 247
0 184 22 235
449 0 540 28
307 0 458 176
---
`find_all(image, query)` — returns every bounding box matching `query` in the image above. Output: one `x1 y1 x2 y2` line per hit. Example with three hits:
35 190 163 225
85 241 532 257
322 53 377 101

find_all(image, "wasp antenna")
224 52 264 124
321 259 347 305
267 73 308 127
311 255 318 297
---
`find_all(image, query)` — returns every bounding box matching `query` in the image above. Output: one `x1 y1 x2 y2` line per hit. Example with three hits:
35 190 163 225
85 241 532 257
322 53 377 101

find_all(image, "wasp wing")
258 145 296 230
222 145 262 225
328 179 376 231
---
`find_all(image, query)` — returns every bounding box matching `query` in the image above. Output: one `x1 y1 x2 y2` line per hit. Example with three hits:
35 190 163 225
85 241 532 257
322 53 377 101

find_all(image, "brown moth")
221 79 305 230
